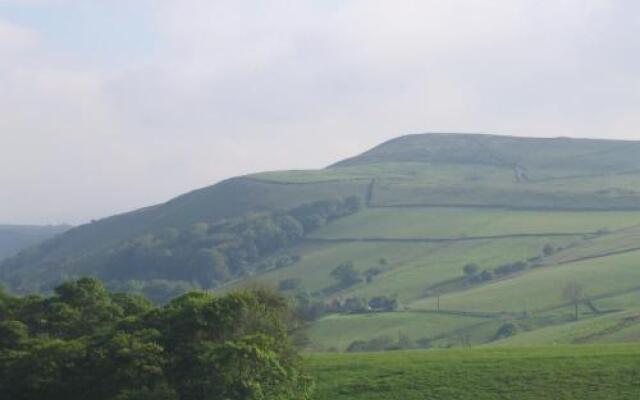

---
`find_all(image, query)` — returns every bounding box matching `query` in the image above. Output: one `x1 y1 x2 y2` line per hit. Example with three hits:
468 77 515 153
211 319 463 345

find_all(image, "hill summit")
4 133 640 298
334 133 640 171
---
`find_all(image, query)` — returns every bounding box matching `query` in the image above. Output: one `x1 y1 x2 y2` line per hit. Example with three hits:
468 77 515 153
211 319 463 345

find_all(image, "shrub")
330 262 362 287
494 322 519 340
463 263 479 276
368 296 398 312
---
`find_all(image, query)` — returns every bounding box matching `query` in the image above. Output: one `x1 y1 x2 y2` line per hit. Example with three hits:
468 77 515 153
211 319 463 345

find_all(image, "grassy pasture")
244 241 443 294
540 225 640 266
598 322 640 343
411 250 640 313
343 237 572 302
249 236 570 302
255 205 640 350
371 172 640 210
492 309 640 346
595 291 640 311
309 208 640 239
306 311 486 351
308 344 640 400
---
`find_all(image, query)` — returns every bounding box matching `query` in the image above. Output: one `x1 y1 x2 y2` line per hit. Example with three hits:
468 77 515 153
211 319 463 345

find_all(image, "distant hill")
5 133 640 348
0 224 69 261
334 133 640 172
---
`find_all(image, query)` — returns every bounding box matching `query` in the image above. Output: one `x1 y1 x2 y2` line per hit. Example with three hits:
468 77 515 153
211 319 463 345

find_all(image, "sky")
1 0 640 225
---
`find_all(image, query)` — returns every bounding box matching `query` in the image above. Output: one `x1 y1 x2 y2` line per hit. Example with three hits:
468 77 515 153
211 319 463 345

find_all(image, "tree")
49 277 124 337
368 296 398 312
0 279 313 400
3 197 363 296
330 262 361 287
343 297 367 313
345 340 368 352
543 244 556 256
364 267 383 283
463 263 479 276
0 320 28 348
494 322 518 340
479 270 494 282
562 282 585 321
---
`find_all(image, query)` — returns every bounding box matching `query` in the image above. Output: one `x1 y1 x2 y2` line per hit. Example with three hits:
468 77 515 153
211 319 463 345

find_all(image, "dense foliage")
0 278 312 400
2 196 361 295
102 196 360 286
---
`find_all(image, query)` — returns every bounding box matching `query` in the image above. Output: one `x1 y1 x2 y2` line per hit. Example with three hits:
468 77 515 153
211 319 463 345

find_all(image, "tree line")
0 278 312 400
103 196 361 288
3 196 362 297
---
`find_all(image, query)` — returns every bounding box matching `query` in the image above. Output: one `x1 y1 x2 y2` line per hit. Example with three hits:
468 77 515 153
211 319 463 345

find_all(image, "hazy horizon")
2 1 640 225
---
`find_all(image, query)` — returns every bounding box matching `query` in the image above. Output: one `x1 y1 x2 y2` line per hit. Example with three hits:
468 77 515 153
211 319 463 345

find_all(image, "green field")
492 309 640 346
310 208 640 239
540 225 640 266
308 344 640 400
247 236 574 303
244 204 640 350
413 250 640 314
307 311 487 351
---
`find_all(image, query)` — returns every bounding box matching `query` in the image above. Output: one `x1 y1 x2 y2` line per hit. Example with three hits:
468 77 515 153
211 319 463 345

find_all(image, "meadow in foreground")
308 344 640 400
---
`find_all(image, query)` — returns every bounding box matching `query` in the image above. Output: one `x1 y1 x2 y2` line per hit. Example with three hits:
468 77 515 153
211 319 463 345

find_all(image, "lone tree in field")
463 263 479 276
562 281 585 321
330 261 361 287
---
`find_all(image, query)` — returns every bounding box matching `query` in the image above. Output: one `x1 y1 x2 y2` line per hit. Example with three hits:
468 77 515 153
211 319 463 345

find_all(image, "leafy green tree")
364 267 383 283
50 277 124 337
0 279 313 400
463 263 479 276
110 292 153 316
480 270 494 282
343 297 367 313
0 320 28 348
330 262 361 287
494 322 518 340
368 296 398 311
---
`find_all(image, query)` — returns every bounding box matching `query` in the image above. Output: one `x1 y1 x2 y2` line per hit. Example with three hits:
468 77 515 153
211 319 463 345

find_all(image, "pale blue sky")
1 1 640 224
0 1 158 65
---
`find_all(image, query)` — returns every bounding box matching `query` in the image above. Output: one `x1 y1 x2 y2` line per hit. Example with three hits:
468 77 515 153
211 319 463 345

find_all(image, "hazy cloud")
1 1 640 224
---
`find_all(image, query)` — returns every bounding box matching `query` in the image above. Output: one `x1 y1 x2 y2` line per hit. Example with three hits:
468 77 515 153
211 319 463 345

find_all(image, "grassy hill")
0 224 69 261
5 133 640 348
308 344 640 399
491 309 640 346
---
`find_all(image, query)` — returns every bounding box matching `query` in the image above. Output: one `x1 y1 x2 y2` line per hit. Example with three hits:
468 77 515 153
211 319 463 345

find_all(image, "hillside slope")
4 133 640 348
0 225 69 261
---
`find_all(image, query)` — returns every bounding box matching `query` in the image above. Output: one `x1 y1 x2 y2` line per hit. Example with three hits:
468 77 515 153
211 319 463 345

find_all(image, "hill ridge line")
241 176 369 185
